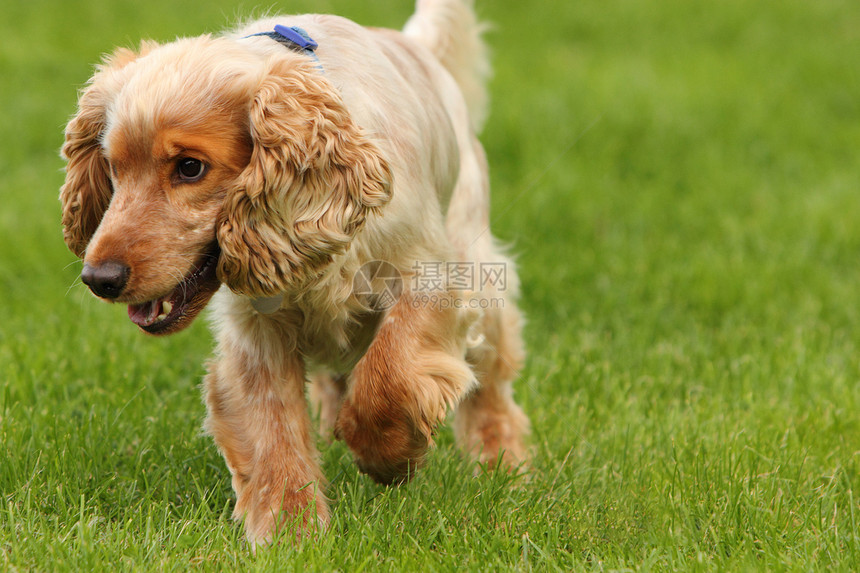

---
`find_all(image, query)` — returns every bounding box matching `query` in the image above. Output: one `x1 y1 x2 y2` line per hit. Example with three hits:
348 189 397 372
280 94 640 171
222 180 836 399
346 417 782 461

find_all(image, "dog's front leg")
336 291 477 484
203 325 327 545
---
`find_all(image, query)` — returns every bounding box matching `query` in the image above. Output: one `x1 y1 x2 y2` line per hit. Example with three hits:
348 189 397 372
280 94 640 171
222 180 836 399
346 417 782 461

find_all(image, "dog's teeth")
155 301 173 322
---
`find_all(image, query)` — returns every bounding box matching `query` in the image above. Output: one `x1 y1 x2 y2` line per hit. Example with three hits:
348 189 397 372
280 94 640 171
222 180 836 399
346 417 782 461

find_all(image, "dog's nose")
81 261 130 299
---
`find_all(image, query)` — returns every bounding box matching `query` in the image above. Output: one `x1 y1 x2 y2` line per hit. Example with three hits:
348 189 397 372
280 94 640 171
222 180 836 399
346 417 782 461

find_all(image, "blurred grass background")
2 0 860 570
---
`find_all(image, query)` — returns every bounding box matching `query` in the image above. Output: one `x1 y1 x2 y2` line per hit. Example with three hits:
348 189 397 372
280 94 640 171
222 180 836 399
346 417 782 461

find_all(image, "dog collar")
245 25 322 69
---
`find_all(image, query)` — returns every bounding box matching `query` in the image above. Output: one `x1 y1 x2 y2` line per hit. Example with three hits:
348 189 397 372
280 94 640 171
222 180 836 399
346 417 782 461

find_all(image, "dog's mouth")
127 245 221 336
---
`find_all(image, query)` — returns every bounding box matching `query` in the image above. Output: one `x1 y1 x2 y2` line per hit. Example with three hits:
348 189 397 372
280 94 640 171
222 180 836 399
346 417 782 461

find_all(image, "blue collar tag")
245 25 322 70
273 25 318 51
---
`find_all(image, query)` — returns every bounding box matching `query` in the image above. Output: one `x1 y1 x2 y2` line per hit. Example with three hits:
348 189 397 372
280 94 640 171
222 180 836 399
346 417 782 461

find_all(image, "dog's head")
61 35 392 335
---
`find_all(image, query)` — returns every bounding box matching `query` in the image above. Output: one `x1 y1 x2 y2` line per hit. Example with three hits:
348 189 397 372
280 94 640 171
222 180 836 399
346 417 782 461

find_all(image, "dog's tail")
404 0 490 132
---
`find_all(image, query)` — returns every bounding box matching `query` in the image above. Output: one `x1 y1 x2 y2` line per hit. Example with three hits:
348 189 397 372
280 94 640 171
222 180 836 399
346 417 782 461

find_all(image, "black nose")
81 261 130 299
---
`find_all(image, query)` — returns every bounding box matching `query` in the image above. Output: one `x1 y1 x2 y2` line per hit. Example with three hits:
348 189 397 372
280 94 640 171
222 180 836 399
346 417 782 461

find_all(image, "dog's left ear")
217 59 393 297
60 42 159 258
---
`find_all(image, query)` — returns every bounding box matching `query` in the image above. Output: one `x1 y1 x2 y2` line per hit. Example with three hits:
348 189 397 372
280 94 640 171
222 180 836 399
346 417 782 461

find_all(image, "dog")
61 0 529 544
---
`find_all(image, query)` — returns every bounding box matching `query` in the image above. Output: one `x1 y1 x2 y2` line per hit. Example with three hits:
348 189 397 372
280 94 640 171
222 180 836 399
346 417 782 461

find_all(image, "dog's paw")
454 389 530 475
234 475 329 546
334 395 432 485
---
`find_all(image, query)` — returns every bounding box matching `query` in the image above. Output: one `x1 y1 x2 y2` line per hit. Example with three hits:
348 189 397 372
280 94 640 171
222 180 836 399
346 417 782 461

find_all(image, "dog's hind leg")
454 276 530 472
308 370 347 440
444 135 530 472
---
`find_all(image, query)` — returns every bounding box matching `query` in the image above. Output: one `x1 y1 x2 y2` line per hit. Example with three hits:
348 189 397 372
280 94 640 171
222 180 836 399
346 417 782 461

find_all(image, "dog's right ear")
59 41 158 258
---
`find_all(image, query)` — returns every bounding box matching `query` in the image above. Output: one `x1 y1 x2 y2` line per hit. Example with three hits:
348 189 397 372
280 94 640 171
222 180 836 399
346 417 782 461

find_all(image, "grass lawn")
2 0 860 570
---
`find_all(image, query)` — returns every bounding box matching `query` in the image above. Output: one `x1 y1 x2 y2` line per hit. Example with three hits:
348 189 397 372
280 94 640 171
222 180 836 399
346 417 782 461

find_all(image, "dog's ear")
59 42 158 258
217 59 393 297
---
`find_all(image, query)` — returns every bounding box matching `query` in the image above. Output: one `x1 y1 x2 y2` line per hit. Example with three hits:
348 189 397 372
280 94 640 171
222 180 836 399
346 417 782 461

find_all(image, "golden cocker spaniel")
61 0 529 544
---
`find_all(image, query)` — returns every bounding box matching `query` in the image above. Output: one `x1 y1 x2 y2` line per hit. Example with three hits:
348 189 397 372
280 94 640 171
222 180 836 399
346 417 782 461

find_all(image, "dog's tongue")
128 298 163 327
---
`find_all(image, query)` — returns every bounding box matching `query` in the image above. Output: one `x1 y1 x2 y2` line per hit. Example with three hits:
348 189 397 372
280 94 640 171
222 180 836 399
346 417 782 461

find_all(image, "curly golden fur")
61 0 529 544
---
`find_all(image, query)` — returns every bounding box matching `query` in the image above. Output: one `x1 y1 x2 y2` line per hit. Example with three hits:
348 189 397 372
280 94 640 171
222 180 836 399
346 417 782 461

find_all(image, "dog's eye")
176 158 206 182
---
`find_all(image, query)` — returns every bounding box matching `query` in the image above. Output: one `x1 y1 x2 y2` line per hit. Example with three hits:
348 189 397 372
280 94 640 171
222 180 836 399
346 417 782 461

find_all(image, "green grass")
2 0 860 569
